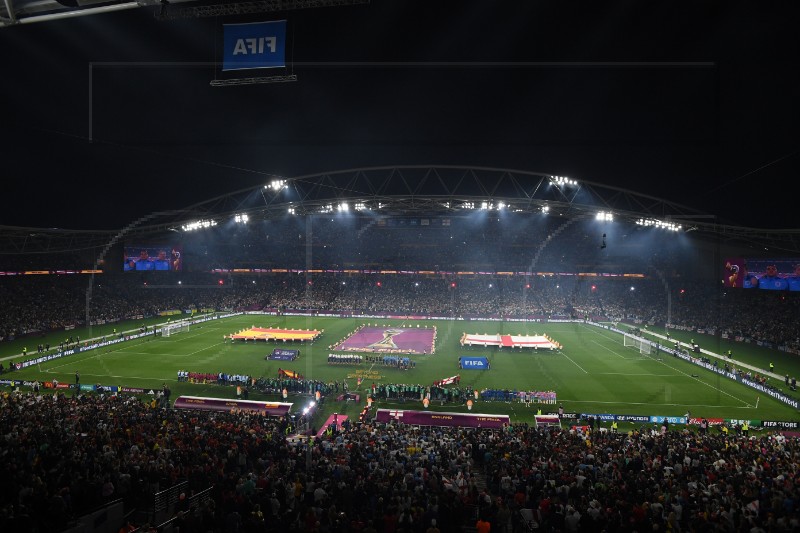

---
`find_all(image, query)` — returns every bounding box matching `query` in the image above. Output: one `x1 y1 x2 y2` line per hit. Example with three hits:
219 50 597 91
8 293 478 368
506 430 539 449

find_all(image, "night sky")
0 1 797 230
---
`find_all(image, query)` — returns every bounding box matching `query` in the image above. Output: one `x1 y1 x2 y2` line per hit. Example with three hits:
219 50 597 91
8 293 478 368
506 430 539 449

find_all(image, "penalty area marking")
580 323 752 408
591 339 636 360
649 355 752 408
44 342 134 373
159 329 210 342
557 350 588 374
118 341 225 358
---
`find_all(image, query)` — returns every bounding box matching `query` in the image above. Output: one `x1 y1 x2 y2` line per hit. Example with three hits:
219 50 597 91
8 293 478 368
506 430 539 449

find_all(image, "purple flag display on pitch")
334 326 435 354
375 408 509 429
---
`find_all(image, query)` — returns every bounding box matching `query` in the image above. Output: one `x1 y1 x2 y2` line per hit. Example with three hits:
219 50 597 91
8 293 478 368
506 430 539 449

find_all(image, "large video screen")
723 257 800 291
124 245 182 272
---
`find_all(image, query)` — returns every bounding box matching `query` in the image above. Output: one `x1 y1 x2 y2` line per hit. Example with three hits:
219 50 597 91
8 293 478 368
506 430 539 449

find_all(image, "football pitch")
8 314 798 427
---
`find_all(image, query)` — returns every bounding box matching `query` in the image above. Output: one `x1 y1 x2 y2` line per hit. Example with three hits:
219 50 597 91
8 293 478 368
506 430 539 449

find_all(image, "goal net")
162 322 190 337
623 333 651 354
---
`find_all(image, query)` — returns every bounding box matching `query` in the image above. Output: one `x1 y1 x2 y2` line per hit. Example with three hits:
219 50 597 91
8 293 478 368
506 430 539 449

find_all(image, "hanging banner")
223 20 287 71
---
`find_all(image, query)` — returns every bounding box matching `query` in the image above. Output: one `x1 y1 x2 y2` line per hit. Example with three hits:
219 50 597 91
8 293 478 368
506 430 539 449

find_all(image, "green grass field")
3 314 798 427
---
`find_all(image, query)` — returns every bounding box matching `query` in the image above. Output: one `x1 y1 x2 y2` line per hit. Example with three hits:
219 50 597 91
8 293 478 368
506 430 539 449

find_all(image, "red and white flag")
439 374 460 386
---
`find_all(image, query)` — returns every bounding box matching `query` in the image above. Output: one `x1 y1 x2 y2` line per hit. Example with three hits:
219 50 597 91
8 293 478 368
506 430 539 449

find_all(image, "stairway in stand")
461 471 489 532
461 503 479 533
472 471 488 492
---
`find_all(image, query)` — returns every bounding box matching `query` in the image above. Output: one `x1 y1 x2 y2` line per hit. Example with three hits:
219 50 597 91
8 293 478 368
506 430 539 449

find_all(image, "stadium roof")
0 1 797 251
1 165 798 255
1 0 369 27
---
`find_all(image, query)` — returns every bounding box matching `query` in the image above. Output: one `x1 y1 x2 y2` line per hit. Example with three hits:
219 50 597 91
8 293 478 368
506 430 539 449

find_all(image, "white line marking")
591 339 633 359
113 342 225 358
558 350 588 374
596 372 682 377
558 398 752 409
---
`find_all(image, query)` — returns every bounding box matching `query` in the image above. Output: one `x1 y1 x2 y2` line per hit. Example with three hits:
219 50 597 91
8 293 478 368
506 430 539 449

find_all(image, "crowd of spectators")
181 214 696 277
2 272 799 355
1 390 798 533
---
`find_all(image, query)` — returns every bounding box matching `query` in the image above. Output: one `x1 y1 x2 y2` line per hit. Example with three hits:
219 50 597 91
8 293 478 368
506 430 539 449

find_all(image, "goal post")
623 333 651 354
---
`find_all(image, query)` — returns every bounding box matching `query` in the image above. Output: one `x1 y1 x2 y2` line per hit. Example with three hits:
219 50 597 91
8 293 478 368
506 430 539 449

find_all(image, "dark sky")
0 1 797 230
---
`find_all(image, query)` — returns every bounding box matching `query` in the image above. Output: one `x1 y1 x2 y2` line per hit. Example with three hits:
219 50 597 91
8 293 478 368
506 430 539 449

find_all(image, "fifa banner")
459 356 489 370
223 20 287 71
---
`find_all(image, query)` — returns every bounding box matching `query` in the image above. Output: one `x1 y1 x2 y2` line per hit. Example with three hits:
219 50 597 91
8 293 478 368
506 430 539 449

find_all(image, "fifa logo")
233 36 277 55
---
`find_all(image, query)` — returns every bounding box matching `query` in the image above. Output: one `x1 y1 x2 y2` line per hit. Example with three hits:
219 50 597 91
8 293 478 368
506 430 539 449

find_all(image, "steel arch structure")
0 165 798 255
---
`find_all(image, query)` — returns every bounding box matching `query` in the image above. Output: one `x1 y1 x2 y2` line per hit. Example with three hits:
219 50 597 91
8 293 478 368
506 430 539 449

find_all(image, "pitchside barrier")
173 395 292 416
375 408 509 429
535 414 561 428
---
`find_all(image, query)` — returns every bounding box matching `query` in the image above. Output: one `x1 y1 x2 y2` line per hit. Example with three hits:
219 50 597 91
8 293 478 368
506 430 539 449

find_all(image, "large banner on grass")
269 348 299 361
223 21 287 71
459 356 489 370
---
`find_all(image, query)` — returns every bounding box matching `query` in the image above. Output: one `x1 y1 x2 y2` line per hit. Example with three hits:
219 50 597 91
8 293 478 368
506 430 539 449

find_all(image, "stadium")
1 2 799 533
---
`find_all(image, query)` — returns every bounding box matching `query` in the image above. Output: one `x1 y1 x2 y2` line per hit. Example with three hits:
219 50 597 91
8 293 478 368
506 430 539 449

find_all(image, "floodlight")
635 218 682 231
267 179 287 191
550 175 579 186
181 219 218 231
